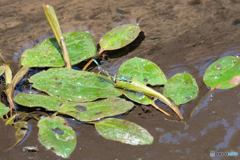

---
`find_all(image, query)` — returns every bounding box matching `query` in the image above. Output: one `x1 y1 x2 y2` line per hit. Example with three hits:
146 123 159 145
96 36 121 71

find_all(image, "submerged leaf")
14 93 67 111
95 118 153 145
29 68 122 102
38 116 76 158
203 56 240 89
21 31 97 67
59 98 134 121
100 24 140 52
0 102 9 116
118 57 167 85
163 72 198 105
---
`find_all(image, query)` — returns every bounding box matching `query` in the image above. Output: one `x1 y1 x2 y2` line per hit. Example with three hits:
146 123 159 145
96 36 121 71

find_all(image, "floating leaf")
21 31 97 67
163 72 199 105
203 56 240 89
118 88 156 105
0 66 4 76
118 57 167 85
38 116 76 158
59 98 134 121
99 24 140 52
95 118 153 145
29 68 122 102
14 93 67 111
0 102 9 117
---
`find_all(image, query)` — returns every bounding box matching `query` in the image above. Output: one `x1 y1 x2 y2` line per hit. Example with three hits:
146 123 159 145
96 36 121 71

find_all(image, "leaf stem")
151 102 171 116
82 48 105 71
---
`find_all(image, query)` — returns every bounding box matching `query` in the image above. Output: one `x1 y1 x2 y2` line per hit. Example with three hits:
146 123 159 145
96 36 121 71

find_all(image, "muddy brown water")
1 0 240 159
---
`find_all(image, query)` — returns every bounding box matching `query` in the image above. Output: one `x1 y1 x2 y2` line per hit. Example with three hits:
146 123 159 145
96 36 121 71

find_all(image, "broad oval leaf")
13 93 67 111
0 66 4 76
203 56 240 89
163 72 198 105
58 98 134 121
29 68 122 102
38 116 76 158
118 57 167 85
95 118 153 145
21 31 97 67
118 88 156 105
100 24 140 51
0 102 9 116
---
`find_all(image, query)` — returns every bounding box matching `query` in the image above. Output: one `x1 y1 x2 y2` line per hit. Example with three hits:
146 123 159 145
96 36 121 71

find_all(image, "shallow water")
1 0 240 160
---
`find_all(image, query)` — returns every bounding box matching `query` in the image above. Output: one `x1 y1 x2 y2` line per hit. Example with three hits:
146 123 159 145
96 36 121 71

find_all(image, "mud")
1 0 240 159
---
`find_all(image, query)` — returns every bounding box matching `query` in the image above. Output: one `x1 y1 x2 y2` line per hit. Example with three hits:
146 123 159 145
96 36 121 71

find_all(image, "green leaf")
118 88 156 105
118 57 167 85
21 31 97 67
14 93 66 111
203 56 240 89
163 72 198 105
29 68 122 102
38 116 76 158
95 118 153 145
58 98 134 121
100 24 140 52
0 102 9 116
0 66 4 76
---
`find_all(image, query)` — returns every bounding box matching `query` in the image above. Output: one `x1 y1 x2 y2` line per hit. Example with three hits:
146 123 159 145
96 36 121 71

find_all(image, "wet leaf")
203 56 240 89
21 31 97 67
29 68 122 102
0 66 4 76
95 118 153 145
38 116 76 158
14 93 67 111
163 72 199 105
0 102 9 116
58 98 134 121
118 57 167 85
118 88 156 105
100 24 140 52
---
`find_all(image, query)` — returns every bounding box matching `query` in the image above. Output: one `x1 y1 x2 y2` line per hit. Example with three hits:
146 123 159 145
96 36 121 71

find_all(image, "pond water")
1 0 240 159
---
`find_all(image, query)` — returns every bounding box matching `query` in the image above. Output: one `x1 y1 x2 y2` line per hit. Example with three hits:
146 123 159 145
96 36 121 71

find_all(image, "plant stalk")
82 48 104 71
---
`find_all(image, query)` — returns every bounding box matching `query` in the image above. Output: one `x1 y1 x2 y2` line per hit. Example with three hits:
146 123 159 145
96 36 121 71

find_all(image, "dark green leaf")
38 116 76 158
163 72 198 105
203 56 240 89
29 68 122 102
58 98 134 121
95 118 153 145
21 31 97 67
118 57 167 85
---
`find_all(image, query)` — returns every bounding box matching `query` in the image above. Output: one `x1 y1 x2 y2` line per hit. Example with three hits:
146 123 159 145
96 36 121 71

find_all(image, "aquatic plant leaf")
21 31 97 67
100 24 140 52
203 56 240 89
118 57 167 85
95 118 153 145
13 93 67 111
0 102 9 116
38 116 76 158
29 68 122 102
118 88 156 105
163 72 199 105
0 66 4 76
59 98 134 121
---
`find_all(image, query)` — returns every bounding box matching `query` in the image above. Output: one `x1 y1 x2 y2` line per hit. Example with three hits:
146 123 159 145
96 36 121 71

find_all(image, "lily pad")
38 116 76 158
0 66 4 76
95 118 153 145
118 57 167 85
100 24 140 51
58 98 134 121
0 102 9 116
29 68 122 102
14 93 67 111
163 72 198 105
21 31 97 67
118 88 156 105
203 56 240 89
